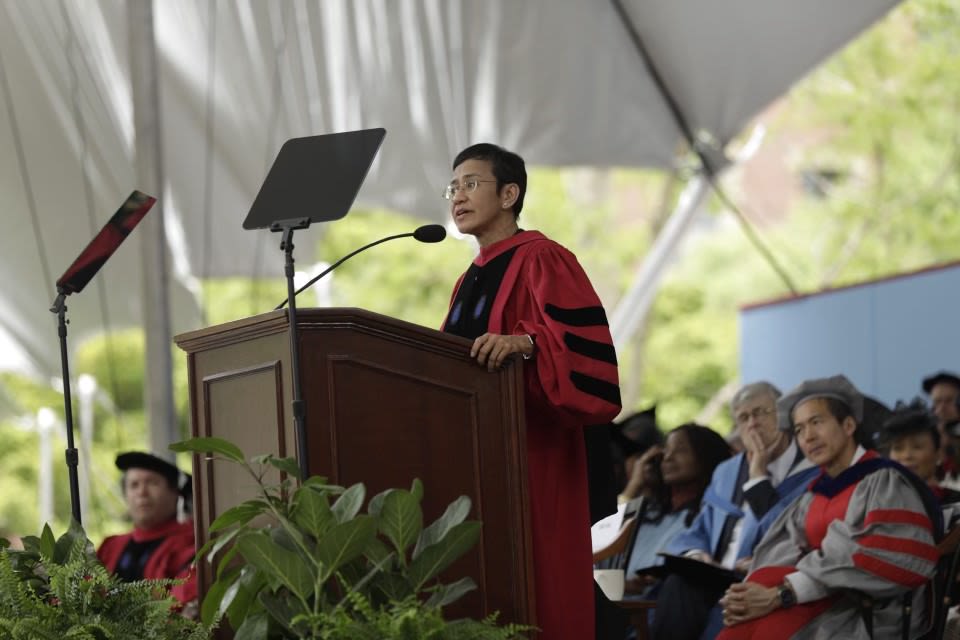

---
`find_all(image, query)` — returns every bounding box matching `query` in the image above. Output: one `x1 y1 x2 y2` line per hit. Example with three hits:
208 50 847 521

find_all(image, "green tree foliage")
0 427 42 539
0 374 64 416
73 330 192 441
202 278 288 328
0 375 96 538
309 209 473 329
0 330 194 540
75 330 146 413
773 0 960 287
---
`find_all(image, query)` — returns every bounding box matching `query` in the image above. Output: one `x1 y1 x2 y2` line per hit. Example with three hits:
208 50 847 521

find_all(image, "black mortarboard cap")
116 451 191 497
611 407 661 458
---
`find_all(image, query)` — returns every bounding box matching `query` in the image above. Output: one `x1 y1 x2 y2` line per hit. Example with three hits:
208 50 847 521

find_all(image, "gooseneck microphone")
412 224 446 243
275 223 447 309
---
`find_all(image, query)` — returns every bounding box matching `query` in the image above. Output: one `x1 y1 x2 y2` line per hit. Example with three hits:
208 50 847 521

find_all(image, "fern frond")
0 551 30 615
9 618 62 640
0 530 213 640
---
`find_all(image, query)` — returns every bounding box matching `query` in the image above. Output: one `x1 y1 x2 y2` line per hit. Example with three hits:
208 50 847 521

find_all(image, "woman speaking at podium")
442 143 621 640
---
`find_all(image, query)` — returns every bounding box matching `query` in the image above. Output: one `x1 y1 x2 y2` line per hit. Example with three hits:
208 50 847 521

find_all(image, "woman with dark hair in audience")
880 403 960 507
617 423 732 597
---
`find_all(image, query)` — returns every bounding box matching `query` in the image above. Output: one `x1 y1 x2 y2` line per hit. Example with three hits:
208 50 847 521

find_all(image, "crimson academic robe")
97 518 197 604
717 451 939 640
444 230 621 640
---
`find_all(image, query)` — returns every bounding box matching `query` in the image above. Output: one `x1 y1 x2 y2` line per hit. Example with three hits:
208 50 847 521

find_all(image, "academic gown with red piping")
717 450 939 640
97 518 197 604
443 230 621 640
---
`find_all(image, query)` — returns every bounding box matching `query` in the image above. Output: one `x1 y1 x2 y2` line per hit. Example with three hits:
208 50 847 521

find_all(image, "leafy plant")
300 592 530 640
171 436 530 639
0 521 212 640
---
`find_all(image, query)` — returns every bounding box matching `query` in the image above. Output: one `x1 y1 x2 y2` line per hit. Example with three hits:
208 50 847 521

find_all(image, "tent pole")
608 174 710 354
129 0 177 460
609 121 771 356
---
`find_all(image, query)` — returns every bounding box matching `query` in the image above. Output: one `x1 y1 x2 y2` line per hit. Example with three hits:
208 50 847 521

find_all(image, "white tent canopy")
0 0 899 379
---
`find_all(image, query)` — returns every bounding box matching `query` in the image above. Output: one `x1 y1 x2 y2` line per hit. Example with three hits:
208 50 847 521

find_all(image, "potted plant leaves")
172 436 530 639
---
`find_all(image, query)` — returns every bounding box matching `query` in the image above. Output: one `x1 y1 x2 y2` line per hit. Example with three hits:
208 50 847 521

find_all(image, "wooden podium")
174 308 535 626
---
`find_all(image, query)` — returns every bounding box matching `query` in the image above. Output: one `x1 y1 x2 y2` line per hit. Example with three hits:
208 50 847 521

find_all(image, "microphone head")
413 224 447 243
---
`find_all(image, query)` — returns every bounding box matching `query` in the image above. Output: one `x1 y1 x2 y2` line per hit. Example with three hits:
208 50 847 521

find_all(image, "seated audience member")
592 443 664 568
0 530 23 551
611 408 663 503
618 423 730 598
942 418 960 490
590 410 663 553
98 452 196 607
923 371 960 478
923 370 960 431
651 382 819 640
880 402 960 505
621 440 665 505
717 375 940 640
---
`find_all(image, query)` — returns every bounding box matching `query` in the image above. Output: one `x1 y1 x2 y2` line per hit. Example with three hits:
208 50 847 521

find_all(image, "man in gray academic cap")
718 375 938 639
774 375 864 475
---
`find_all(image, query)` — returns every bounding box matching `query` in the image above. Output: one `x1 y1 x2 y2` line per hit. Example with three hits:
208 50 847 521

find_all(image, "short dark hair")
452 143 527 216
880 408 940 451
671 423 732 481
821 397 856 425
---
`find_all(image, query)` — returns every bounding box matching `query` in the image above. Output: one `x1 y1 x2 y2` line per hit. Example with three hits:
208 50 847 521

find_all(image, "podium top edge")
174 307 473 353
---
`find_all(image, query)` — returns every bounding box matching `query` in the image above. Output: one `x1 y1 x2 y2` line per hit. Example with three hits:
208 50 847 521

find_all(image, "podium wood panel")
175 308 535 628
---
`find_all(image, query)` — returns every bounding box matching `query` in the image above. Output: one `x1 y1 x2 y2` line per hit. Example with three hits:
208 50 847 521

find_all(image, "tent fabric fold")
0 0 899 377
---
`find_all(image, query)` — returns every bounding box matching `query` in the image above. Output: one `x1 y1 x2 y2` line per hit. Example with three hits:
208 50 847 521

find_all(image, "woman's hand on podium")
470 333 536 371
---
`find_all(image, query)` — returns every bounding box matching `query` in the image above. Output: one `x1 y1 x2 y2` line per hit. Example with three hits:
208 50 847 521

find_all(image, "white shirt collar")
849 445 867 467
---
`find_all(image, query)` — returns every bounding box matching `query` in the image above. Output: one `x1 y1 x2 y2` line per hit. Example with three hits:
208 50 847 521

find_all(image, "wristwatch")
778 583 797 609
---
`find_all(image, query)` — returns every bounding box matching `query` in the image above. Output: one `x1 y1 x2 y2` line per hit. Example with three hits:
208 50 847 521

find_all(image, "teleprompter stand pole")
274 217 311 480
50 290 83 525
47 190 158 526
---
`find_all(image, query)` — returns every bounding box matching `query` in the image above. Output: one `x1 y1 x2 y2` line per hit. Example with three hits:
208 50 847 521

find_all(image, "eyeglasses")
734 406 775 426
443 179 497 200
